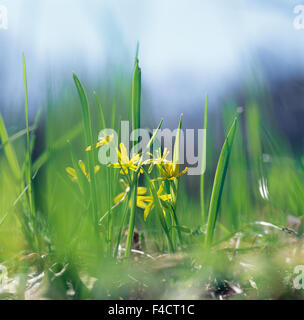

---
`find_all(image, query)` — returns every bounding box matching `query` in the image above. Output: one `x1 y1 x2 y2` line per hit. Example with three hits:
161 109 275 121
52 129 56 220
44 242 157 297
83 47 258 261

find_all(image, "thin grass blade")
73 74 99 227
205 116 238 247
0 113 21 180
200 94 208 224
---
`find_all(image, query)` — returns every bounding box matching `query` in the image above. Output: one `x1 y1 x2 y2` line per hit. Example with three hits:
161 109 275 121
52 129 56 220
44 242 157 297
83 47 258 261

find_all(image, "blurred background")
1 0 304 152
1 2 304 300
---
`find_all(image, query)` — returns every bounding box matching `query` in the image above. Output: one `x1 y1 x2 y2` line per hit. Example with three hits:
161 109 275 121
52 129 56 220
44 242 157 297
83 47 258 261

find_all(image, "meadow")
0 51 304 300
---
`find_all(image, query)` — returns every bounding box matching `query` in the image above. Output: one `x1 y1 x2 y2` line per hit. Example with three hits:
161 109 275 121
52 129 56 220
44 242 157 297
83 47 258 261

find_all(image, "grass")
0 52 303 300
205 116 237 247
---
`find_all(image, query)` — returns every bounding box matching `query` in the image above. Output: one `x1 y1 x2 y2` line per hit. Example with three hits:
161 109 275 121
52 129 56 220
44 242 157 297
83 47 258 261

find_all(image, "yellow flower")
139 182 172 221
144 147 170 172
66 160 100 182
114 179 148 209
109 143 142 175
149 148 188 180
85 134 114 151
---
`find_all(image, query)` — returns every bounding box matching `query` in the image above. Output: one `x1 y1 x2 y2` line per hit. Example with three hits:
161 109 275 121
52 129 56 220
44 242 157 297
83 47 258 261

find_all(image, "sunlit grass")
0 52 303 300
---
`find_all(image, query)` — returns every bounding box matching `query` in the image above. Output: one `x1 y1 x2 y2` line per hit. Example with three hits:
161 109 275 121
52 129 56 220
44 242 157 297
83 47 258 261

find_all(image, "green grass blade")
93 92 106 130
143 169 175 253
131 50 141 151
173 114 183 174
125 119 164 257
29 106 43 155
0 184 29 228
0 126 35 151
111 98 117 130
0 113 21 180
125 177 138 258
125 47 142 257
200 94 208 224
135 119 163 173
23 53 35 214
205 116 238 247
73 74 99 228
114 198 129 259
171 114 183 247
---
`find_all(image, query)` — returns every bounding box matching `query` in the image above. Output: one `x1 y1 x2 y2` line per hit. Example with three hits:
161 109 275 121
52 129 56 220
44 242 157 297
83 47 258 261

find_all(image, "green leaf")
131 51 141 150
173 114 183 167
200 94 208 224
73 74 99 227
0 113 21 180
23 53 35 215
205 116 238 247
93 91 106 130
143 169 174 253
135 119 163 173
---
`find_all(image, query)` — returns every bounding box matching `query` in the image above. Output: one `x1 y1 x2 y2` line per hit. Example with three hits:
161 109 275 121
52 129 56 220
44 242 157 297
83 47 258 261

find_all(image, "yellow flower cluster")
66 160 100 182
66 136 187 221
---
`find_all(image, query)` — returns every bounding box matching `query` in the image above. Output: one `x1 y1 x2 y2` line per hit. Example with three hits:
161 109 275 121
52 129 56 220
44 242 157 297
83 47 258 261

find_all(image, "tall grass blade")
93 91 106 130
125 119 164 257
131 48 141 151
23 53 35 214
205 117 238 247
125 178 138 258
111 98 116 129
0 126 34 151
125 47 142 257
73 74 99 228
0 113 21 180
143 169 175 253
171 114 183 247
200 94 208 224
173 114 183 177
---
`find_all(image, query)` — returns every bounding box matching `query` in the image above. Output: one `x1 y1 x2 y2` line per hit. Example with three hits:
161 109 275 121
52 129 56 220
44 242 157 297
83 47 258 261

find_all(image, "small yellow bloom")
114 179 148 208
66 167 78 182
85 134 114 151
66 160 100 182
139 182 172 221
109 143 142 175
149 148 188 180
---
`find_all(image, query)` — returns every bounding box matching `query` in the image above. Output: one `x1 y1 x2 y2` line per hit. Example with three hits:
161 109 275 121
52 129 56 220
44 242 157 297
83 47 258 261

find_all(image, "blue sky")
1 0 304 119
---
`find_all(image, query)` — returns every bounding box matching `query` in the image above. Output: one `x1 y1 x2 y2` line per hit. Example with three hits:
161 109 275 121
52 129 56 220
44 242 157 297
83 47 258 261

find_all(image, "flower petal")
119 143 129 164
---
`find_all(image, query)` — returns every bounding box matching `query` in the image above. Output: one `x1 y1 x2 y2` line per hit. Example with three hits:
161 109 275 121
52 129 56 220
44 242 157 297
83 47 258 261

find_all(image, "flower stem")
125 174 138 257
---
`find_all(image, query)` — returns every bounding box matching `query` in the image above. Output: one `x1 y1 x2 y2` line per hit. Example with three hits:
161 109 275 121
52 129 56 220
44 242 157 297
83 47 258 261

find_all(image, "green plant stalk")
246 102 263 213
125 176 138 257
0 113 21 181
205 117 237 248
170 114 183 247
73 74 99 232
124 119 164 255
135 119 163 173
131 52 141 152
107 168 113 256
200 94 208 225
172 114 183 187
93 92 106 130
114 198 129 259
169 181 183 246
164 203 176 251
143 169 174 253
111 98 117 130
125 49 141 257
0 125 35 151
23 54 35 216
172 208 184 246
